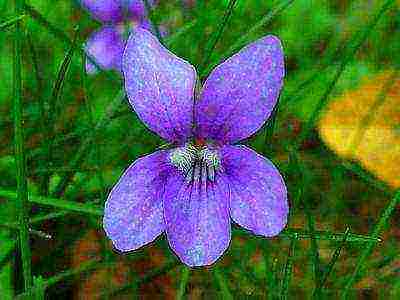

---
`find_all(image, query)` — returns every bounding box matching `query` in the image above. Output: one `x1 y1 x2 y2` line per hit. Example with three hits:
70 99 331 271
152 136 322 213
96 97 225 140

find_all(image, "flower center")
169 143 221 183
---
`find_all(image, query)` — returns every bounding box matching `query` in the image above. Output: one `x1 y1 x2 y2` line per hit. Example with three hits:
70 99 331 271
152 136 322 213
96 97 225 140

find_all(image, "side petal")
103 150 171 252
79 0 124 23
123 28 196 143
85 26 125 74
196 35 285 143
221 145 288 237
163 170 231 267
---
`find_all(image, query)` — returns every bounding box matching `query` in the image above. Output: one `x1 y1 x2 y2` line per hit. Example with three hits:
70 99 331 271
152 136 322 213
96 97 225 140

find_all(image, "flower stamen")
170 144 221 183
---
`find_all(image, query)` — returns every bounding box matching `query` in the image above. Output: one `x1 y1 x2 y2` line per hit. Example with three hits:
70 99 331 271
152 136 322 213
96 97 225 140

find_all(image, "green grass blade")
313 228 350 298
289 148 322 292
341 161 393 197
281 228 380 243
176 266 190 300
103 260 180 297
262 96 281 155
0 14 25 30
44 260 101 287
347 70 399 156
341 190 400 299
199 0 238 76
29 211 69 224
14 260 103 299
281 236 297 299
0 189 103 216
23 3 70 44
25 29 47 193
80 51 107 203
295 0 396 148
51 89 125 198
13 0 33 290
213 267 233 300
41 28 78 196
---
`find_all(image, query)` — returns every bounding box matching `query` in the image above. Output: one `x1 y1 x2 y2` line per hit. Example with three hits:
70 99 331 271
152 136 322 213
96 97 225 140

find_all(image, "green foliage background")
0 0 399 298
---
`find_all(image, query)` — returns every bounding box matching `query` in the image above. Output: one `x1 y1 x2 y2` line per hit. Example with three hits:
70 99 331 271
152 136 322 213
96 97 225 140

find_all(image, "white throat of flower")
169 143 221 183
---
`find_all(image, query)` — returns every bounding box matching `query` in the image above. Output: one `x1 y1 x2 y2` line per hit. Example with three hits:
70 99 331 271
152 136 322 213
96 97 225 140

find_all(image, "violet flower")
79 0 156 74
104 28 289 267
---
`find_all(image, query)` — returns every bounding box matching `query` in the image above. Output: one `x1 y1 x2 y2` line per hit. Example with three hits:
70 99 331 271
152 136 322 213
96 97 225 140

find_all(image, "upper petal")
103 150 172 251
221 145 288 237
80 0 124 22
123 29 197 142
195 35 285 143
85 25 125 74
163 168 231 267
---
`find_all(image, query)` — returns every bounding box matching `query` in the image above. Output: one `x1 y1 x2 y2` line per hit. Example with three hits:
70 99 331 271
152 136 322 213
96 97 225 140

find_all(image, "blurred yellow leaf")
318 71 400 188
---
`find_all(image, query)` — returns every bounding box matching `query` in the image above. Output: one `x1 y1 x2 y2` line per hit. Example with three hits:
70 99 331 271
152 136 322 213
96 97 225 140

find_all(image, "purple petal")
80 0 124 22
195 35 285 143
163 169 231 267
127 0 147 20
221 145 288 237
123 28 196 142
103 150 171 251
85 25 125 74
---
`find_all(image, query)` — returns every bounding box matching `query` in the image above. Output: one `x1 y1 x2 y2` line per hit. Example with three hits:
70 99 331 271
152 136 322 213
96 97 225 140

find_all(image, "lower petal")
221 145 288 237
85 26 125 74
163 170 231 267
103 150 171 251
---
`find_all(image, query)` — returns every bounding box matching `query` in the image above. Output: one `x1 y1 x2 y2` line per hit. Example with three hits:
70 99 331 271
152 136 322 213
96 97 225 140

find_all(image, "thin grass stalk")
41 29 78 195
281 236 297 299
341 190 400 299
262 95 281 155
313 228 350 298
347 70 398 156
341 161 393 197
0 189 103 216
176 267 190 300
51 89 125 198
13 0 33 291
199 0 238 76
0 14 26 30
259 241 276 299
25 29 47 196
80 52 107 202
79 49 113 299
103 260 180 297
279 25 344 109
14 260 105 299
29 211 69 224
213 267 233 300
289 148 321 293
